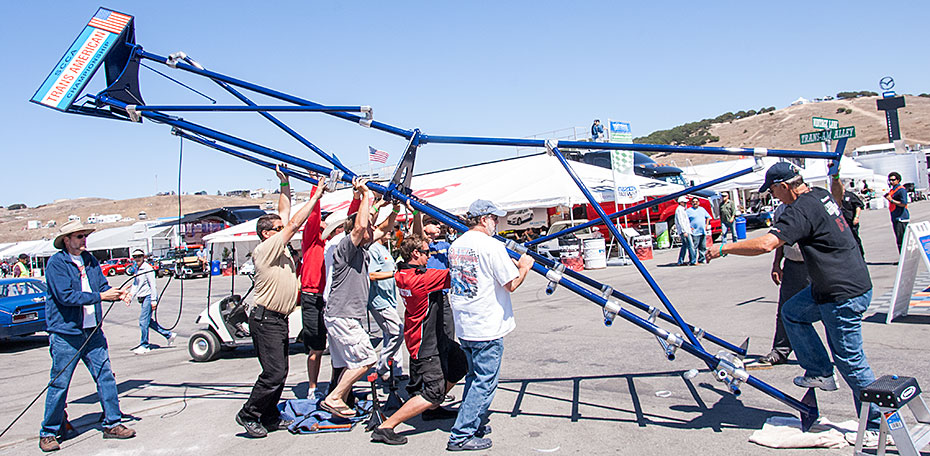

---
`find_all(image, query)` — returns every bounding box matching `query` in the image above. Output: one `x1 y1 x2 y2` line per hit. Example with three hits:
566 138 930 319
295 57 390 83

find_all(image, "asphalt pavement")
1 200 928 455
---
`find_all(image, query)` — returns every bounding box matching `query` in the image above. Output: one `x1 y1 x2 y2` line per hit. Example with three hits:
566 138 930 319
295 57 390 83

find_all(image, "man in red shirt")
300 182 362 398
370 233 466 445
299 182 327 397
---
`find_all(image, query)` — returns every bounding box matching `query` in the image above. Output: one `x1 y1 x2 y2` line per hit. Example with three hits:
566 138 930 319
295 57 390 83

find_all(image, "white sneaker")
131 345 150 355
793 374 838 391
166 332 177 347
845 430 893 448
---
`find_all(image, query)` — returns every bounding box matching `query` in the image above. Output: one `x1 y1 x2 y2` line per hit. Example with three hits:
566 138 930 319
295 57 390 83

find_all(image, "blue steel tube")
206 75 355 177
548 146 705 351
138 49 833 161
526 166 756 247
134 105 368 112
420 134 839 160
136 50 414 140
107 97 814 422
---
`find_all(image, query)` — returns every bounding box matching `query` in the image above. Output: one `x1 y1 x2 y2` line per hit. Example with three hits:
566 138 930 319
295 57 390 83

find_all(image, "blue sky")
3 1 928 206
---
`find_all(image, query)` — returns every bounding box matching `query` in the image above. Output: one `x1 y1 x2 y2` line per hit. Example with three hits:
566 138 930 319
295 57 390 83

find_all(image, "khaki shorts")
323 316 378 369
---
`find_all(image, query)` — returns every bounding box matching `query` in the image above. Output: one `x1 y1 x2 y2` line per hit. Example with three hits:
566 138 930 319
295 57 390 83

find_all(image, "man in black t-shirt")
841 185 865 257
708 162 880 436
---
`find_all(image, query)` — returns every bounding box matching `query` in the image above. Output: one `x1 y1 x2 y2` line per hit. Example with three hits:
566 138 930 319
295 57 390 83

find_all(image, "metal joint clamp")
603 299 621 327
167 51 188 68
544 262 565 295
545 139 559 156
326 170 343 192
505 239 528 255
125 105 141 122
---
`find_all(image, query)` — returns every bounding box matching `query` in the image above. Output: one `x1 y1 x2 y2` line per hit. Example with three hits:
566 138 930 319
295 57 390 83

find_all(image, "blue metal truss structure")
32 9 849 431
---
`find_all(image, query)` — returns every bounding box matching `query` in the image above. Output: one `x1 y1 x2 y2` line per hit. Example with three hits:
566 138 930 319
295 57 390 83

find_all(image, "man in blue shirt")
884 172 909 252
40 221 135 452
424 219 451 269
685 197 712 263
591 119 604 142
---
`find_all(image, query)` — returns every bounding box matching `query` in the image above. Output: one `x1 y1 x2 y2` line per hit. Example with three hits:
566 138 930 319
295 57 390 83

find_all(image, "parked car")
100 258 132 276
0 278 48 340
157 246 208 279
506 208 534 226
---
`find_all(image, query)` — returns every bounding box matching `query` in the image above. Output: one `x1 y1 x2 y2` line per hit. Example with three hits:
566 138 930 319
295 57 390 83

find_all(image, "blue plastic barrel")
211 260 222 276
735 216 747 240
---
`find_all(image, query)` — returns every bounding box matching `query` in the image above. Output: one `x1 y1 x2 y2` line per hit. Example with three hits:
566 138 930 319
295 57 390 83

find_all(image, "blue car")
0 278 49 340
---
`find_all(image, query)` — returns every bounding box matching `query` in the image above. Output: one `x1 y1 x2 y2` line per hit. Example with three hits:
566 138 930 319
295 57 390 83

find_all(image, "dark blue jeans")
139 295 171 347
782 286 880 429
449 338 503 445
41 330 122 437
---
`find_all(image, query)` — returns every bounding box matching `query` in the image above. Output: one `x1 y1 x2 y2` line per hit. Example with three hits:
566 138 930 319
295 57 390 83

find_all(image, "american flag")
88 9 131 35
368 146 389 163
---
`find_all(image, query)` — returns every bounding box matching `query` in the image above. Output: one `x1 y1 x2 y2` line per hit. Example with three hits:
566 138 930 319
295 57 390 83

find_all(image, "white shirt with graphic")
69 253 95 329
448 230 519 341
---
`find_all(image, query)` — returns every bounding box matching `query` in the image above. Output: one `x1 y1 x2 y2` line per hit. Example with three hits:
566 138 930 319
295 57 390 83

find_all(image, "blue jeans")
782 286 880 429
449 338 503 444
140 295 172 347
41 330 122 437
677 233 695 265
691 233 707 263
720 221 738 244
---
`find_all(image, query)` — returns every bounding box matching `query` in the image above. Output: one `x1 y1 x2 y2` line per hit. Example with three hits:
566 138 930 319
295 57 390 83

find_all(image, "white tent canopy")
681 156 880 192
205 153 684 245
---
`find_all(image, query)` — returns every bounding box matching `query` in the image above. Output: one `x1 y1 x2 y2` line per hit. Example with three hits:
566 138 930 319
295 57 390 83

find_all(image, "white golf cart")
187 274 303 362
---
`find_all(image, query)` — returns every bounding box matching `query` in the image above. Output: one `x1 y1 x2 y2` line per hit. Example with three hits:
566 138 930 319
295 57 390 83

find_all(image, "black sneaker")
371 427 408 445
447 437 492 451
236 415 268 438
265 418 294 432
422 406 459 421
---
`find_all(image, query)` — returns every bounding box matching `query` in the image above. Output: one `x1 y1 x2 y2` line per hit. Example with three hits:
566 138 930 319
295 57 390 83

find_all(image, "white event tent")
204 153 684 261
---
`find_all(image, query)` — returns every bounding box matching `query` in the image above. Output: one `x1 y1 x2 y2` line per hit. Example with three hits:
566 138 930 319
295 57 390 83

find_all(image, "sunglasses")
71 234 87 240
267 226 284 232
417 248 430 254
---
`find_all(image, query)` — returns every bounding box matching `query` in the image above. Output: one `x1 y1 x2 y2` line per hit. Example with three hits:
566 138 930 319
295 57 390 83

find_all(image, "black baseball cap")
759 162 800 193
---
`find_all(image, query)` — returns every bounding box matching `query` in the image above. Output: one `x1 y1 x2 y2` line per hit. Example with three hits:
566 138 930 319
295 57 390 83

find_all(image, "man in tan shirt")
236 166 327 438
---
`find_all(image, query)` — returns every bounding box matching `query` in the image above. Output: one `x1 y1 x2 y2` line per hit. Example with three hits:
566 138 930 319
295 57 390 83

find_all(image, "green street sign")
799 126 856 145
812 117 839 129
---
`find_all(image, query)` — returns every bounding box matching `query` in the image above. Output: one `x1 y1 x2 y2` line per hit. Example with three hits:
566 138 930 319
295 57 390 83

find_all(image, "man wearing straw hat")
39 220 134 452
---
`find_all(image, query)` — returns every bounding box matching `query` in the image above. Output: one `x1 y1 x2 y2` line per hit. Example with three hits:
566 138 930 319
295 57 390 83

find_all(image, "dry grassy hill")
0 194 264 243
652 95 930 167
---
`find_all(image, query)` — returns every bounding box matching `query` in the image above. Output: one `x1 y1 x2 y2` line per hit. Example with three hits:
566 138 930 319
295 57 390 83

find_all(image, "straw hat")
321 212 347 241
53 220 96 250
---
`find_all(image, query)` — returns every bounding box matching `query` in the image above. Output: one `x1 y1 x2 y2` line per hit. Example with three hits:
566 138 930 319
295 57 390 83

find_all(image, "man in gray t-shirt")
324 235 370 319
321 178 399 419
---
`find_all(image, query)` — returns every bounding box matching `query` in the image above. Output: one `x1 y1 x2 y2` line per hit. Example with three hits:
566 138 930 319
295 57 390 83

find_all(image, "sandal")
319 400 356 418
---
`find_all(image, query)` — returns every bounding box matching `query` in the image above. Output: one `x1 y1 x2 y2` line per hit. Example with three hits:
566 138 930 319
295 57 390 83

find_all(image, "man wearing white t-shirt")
446 200 533 452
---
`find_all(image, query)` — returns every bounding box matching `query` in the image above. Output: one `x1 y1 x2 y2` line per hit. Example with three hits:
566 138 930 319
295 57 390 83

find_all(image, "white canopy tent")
205 153 683 247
